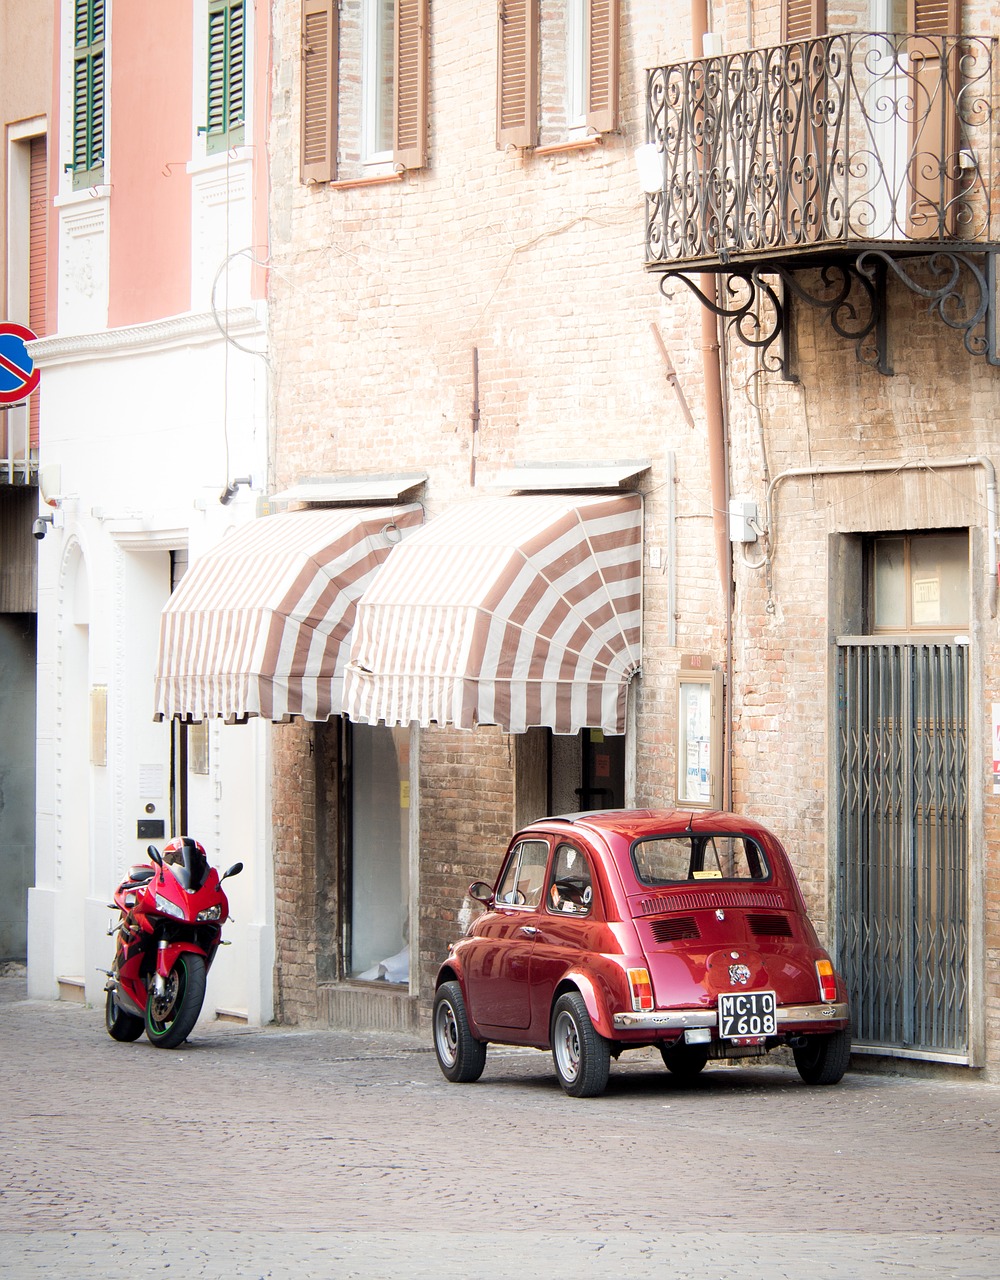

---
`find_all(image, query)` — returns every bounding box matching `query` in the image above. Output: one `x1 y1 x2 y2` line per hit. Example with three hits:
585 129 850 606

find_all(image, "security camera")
33 514 54 540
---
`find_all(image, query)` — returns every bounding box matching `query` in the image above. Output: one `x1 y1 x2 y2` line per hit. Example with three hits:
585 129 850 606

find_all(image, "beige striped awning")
343 493 643 735
154 505 423 722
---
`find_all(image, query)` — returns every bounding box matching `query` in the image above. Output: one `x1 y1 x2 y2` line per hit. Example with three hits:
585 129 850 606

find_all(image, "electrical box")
728 498 759 543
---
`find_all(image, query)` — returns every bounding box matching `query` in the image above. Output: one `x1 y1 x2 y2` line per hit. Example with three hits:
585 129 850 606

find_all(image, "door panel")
836 641 968 1055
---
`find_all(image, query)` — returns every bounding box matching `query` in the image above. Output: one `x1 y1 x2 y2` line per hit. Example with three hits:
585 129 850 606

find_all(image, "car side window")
546 843 594 916
496 839 550 908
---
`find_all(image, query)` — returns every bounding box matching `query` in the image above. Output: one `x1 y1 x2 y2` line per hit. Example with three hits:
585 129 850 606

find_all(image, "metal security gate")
836 642 968 1057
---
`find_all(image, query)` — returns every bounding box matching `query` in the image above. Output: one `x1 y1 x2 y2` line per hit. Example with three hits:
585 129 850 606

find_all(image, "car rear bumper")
612 1001 849 1031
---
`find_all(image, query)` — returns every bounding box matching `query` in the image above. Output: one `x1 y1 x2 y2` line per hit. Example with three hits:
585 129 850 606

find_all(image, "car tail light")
816 959 837 1003
627 967 654 1012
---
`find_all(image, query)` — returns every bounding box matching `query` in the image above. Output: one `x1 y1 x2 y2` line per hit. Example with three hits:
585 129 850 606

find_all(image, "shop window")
869 530 969 632
347 723 411 983
300 0 428 184
497 0 619 149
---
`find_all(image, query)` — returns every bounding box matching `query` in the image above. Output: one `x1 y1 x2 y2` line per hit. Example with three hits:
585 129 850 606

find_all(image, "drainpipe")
691 0 734 807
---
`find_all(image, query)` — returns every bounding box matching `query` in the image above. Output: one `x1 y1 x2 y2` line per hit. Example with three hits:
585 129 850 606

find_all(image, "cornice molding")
27 306 266 367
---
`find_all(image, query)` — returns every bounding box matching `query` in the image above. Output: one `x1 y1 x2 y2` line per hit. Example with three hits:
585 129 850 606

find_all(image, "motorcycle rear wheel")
145 953 207 1049
105 990 144 1042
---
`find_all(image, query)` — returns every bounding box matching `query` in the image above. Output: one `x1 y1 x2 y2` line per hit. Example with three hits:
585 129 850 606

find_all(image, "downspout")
691 0 734 807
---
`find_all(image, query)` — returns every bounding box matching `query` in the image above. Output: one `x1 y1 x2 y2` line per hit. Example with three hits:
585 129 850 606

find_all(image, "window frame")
497 0 619 151
299 0 428 185
867 529 970 634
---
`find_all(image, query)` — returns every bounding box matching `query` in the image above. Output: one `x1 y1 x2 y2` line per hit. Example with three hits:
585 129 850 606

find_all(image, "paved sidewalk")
2 963 998 1278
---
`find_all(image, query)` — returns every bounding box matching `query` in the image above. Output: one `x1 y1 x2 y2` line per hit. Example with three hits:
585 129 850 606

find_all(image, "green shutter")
206 0 246 155
71 0 105 190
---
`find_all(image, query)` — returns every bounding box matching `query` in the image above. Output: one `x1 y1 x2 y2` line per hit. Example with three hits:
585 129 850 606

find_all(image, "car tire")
433 981 487 1083
550 992 611 1098
792 1027 852 1085
659 1040 709 1081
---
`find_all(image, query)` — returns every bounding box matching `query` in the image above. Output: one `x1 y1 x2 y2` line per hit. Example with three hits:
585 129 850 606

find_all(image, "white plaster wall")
30 315 274 1024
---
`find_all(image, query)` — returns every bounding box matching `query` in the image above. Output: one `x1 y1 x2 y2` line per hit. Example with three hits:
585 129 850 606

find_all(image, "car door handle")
520 925 538 937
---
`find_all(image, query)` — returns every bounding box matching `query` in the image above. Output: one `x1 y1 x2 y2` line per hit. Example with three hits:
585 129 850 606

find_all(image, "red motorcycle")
104 837 243 1049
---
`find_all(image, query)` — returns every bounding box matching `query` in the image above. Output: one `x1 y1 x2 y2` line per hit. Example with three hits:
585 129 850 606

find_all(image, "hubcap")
435 1001 458 1067
553 1010 581 1082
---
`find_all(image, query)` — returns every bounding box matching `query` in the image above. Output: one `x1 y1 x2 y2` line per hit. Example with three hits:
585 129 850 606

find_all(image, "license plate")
718 990 777 1040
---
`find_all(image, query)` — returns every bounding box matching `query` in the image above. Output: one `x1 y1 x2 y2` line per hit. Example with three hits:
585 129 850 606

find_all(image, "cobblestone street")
2 964 998 1279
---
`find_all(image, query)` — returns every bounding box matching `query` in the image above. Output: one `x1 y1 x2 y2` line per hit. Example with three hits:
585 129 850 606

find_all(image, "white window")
361 0 395 162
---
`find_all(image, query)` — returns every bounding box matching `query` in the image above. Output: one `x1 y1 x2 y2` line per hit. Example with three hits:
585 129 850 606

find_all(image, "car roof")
527 808 777 842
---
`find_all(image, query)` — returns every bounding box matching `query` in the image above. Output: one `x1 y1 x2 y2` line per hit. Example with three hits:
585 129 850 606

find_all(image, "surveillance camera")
32 515 54 540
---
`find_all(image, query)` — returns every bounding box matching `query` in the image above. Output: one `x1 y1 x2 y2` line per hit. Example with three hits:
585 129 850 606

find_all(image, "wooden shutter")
908 0 960 34
300 0 338 183
393 0 428 170
782 0 826 40
497 0 538 149
72 0 104 189
585 0 619 134
906 0 961 236
207 1 245 155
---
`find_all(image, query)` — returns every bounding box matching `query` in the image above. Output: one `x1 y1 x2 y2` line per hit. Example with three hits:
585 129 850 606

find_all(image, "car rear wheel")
793 1028 852 1085
550 992 611 1098
433 981 487 1083
659 1040 709 1081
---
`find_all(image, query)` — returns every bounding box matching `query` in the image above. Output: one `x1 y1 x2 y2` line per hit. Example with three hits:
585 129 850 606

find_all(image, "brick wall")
266 0 1000 1078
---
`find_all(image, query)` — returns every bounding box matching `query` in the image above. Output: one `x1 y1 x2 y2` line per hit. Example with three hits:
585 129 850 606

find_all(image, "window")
205 0 246 155
496 839 550 908
348 724 411 983
300 0 428 184
632 835 770 886
870 531 969 631
546 843 594 915
497 0 620 150
71 0 105 190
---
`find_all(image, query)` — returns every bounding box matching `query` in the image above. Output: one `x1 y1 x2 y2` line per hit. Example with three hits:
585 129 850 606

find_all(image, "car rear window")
632 834 770 885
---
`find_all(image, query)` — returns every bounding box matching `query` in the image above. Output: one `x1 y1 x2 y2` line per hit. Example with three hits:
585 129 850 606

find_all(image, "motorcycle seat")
126 866 156 885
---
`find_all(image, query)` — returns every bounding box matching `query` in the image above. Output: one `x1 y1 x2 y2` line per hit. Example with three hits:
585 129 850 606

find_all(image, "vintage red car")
433 808 851 1097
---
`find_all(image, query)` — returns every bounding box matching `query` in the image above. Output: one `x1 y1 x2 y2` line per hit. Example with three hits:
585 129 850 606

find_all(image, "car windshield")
632 833 770 885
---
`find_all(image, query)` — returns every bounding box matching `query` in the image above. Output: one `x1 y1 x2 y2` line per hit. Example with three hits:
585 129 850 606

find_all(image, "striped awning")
154 505 423 722
343 493 642 735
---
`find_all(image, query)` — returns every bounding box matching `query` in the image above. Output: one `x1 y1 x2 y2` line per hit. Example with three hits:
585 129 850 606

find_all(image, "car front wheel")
550 992 611 1098
793 1027 852 1085
433 981 487 1083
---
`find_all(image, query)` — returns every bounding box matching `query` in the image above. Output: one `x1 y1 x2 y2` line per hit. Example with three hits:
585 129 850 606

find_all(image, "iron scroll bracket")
658 247 1000 376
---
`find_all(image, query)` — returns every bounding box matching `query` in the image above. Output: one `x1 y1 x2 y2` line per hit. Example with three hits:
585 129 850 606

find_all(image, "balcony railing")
0 407 36 485
645 31 997 270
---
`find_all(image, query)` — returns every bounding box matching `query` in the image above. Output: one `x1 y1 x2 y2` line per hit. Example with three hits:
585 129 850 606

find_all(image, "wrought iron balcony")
643 32 1000 372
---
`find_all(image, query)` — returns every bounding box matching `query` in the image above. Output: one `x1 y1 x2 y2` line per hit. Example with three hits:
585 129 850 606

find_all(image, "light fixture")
635 143 665 196
219 475 253 506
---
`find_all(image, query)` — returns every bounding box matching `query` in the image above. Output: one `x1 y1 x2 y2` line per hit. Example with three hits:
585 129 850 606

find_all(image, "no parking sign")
0 323 40 405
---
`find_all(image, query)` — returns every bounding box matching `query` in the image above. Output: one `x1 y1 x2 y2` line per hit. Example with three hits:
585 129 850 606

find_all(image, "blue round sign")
0 323 40 405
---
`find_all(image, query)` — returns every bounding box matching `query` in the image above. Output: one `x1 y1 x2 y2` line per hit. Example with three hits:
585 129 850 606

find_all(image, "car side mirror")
469 880 493 906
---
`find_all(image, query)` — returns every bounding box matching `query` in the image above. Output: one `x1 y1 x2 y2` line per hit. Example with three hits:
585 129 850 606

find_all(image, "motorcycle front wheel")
145 953 207 1049
105 990 144 1042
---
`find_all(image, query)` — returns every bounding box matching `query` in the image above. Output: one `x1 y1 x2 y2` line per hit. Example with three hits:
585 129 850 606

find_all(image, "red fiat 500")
433 809 851 1097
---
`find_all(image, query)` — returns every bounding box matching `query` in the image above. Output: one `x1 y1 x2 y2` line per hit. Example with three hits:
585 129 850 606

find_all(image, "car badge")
716 909 725 921
729 964 752 986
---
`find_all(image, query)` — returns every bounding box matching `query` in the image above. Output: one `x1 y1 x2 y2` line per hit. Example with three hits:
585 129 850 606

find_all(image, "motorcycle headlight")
155 894 186 920
197 904 222 922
